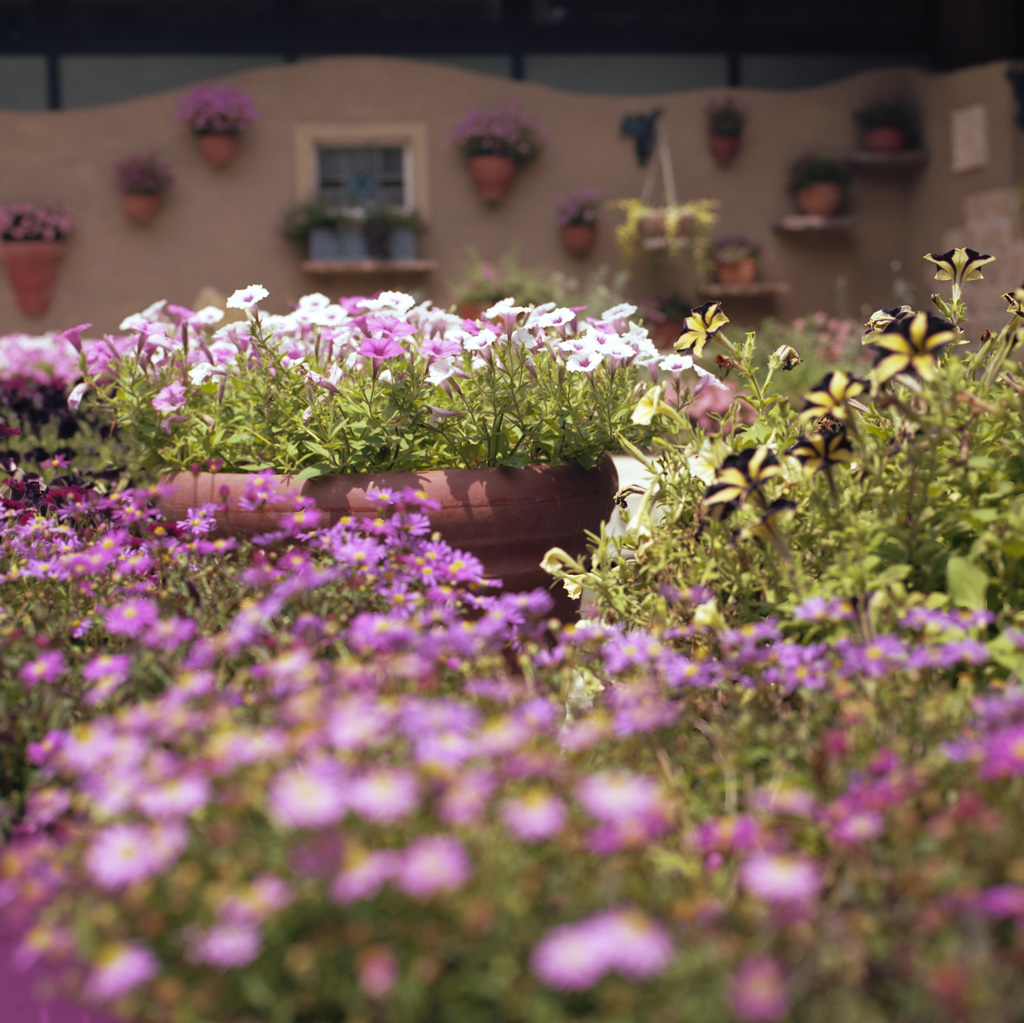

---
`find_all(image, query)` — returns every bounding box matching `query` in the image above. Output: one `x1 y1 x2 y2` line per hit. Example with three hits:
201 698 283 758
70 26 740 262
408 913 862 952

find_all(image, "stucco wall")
0 55 1019 337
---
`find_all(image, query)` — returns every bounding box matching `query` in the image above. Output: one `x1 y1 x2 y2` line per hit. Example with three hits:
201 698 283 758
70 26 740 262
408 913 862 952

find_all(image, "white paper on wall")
951 103 989 173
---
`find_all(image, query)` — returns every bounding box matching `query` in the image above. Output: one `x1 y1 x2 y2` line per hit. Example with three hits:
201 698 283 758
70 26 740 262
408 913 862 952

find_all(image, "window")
294 122 430 218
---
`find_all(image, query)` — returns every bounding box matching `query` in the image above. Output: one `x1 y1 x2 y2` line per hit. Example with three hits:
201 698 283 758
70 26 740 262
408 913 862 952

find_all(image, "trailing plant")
557 187 602 228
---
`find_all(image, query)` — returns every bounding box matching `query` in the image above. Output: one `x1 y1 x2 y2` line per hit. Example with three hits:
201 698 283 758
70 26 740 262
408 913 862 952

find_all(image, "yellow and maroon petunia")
703 445 780 521
787 425 855 473
924 247 994 291
796 371 866 423
869 311 956 385
674 301 729 359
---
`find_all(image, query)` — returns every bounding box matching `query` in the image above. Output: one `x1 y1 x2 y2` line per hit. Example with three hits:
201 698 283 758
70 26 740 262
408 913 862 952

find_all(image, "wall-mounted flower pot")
1 240 65 316
467 155 518 203
120 192 162 225
715 258 759 285
708 132 741 167
390 228 418 260
559 224 597 257
307 228 369 261
196 132 241 166
860 127 910 153
794 182 846 217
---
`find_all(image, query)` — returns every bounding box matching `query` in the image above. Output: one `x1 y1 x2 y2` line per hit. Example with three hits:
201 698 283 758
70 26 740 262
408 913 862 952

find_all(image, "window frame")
293 121 430 220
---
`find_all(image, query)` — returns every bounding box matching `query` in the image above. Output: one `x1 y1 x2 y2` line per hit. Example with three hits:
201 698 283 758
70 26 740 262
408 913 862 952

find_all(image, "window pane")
317 146 405 208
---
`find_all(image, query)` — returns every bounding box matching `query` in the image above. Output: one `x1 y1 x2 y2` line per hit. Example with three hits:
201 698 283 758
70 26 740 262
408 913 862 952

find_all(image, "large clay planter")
708 132 741 167
861 126 909 152
157 457 620 622
794 182 846 217
0 240 65 316
715 257 759 285
559 223 597 257
467 155 518 203
120 192 162 224
196 132 241 166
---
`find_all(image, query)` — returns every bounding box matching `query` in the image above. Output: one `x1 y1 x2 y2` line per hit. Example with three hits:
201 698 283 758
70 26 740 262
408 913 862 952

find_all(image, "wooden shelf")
774 214 857 233
301 259 437 275
701 281 791 298
849 148 928 168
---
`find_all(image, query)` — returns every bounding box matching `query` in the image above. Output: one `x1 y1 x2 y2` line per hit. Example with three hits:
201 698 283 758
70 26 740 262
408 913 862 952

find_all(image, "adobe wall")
0 55 1018 337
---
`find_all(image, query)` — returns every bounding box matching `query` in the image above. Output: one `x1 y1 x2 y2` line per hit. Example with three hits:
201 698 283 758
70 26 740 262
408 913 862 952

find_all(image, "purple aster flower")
348 768 420 822
357 944 399 999
974 884 1024 918
82 941 159 1002
530 905 673 991
740 852 822 906
267 757 348 829
828 809 885 845
395 835 472 899
330 848 399 905
500 788 568 842
19 649 66 688
84 821 187 890
103 597 160 639
437 769 496 826
730 955 790 1022
185 921 261 968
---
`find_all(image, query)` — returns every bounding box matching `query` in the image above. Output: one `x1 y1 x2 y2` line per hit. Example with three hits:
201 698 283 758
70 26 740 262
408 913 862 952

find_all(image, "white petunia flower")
226 284 269 311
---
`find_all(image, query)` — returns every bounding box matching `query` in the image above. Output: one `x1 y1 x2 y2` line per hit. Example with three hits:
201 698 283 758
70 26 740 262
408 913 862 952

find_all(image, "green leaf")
946 555 989 610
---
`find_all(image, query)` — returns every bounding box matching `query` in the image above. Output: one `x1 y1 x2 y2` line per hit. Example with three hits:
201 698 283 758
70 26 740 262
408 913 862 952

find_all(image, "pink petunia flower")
151 381 186 414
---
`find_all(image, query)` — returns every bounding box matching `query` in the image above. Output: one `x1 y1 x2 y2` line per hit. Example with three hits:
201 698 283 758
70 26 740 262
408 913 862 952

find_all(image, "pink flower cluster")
175 85 260 135
0 201 73 241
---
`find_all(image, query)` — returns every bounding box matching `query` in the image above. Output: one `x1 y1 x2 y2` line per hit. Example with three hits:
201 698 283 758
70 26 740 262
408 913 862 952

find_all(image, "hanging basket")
196 132 241 166
708 132 741 167
0 240 65 316
559 223 598 257
120 193 162 224
467 155 518 203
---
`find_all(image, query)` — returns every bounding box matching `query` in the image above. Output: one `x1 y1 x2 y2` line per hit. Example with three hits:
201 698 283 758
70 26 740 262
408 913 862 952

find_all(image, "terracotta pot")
120 192 162 224
715 257 759 285
650 319 687 351
0 240 65 316
559 223 597 257
157 457 620 622
456 302 487 321
467 155 518 203
794 182 846 217
861 126 909 152
708 132 741 167
196 132 241 166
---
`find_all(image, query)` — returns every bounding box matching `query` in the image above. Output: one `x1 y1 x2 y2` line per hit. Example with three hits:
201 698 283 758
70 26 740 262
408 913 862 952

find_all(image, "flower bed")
7 253 1024 1022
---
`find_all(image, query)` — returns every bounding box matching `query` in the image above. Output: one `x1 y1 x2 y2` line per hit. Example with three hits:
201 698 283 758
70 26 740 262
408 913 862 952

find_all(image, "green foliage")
551 249 1024 641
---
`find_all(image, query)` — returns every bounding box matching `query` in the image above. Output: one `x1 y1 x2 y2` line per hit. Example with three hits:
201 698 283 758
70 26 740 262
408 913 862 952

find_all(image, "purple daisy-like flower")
83 941 159 1002
395 834 472 900
185 921 261 968
500 788 568 842
103 597 160 639
740 852 822 905
730 955 790 1022
19 649 66 688
267 757 348 829
348 767 420 823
